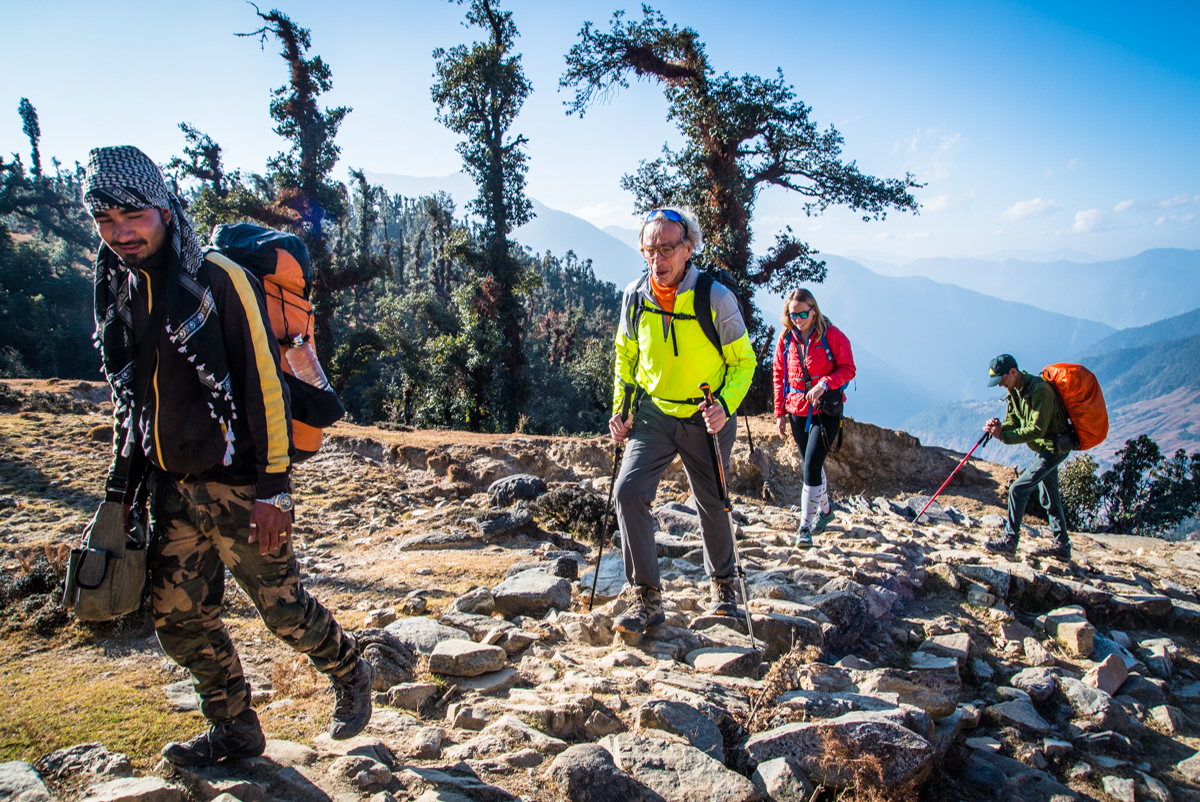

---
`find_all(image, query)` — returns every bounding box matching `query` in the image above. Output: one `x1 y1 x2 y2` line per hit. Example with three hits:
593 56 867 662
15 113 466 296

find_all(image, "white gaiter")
801 484 821 529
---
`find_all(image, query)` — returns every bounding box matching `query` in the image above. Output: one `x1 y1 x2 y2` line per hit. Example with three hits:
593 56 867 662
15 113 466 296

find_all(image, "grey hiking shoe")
162 708 265 766
812 510 837 536
614 585 665 634
708 576 739 617
330 657 374 740
984 533 1019 555
794 525 813 549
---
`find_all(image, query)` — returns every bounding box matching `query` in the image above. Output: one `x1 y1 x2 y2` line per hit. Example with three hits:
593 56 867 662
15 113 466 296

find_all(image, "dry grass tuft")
270 653 325 700
745 642 822 732
810 729 920 802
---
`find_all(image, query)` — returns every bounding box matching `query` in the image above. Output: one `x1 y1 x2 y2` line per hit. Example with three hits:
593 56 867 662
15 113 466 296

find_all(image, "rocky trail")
2 379 1200 802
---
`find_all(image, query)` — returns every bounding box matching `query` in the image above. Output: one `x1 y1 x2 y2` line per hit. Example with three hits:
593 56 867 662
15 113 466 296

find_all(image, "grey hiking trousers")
613 399 737 589
1007 449 1071 545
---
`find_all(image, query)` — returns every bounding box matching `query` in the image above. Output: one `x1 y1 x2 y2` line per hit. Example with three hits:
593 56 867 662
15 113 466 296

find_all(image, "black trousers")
788 411 841 486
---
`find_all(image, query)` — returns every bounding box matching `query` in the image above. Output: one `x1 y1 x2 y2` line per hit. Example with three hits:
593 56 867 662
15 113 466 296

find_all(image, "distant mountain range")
848 249 1200 329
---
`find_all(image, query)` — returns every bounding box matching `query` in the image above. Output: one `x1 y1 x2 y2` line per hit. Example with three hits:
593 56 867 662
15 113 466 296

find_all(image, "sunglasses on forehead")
644 209 688 235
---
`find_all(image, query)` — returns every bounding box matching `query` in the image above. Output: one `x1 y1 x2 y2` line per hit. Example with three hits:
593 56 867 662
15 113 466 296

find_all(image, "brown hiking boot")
1029 541 1071 561
708 576 739 617
161 708 265 766
330 657 374 740
613 585 665 634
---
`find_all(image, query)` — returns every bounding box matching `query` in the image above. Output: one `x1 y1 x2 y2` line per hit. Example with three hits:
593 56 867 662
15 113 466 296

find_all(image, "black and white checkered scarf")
84 145 237 466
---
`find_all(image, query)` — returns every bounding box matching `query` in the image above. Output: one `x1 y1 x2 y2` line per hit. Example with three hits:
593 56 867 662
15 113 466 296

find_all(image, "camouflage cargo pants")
149 473 357 721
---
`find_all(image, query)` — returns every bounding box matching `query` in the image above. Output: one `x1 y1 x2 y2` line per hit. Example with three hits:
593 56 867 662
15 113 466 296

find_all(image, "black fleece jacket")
119 247 294 499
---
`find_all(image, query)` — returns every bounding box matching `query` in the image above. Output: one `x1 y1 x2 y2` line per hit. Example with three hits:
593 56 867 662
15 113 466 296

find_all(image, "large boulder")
0 762 54 802
34 743 131 781
653 502 702 537
850 667 961 718
384 617 471 655
637 700 724 762
489 474 546 507
493 570 572 619
429 640 507 678
745 712 937 789
546 744 644 802
355 628 417 690
604 732 761 802
804 591 868 654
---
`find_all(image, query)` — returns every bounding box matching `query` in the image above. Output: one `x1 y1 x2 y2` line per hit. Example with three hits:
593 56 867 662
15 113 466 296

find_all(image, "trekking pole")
699 382 758 653
915 431 992 521
588 382 635 611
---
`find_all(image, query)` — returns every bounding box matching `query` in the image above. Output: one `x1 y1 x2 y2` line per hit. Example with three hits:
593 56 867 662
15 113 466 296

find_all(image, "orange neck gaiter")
649 274 678 315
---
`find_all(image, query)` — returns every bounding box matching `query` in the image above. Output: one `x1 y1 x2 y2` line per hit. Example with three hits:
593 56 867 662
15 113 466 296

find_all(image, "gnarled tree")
561 7 922 323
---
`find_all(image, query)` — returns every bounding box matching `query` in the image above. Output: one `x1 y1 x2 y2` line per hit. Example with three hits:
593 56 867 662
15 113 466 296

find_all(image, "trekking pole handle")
699 382 714 407
619 382 634 422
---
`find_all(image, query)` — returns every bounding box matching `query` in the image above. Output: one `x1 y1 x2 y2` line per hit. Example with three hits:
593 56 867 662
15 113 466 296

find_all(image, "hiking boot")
1029 541 1072 561
613 585 665 634
812 510 837 536
984 533 1019 555
330 657 374 740
794 525 813 549
161 708 265 766
708 576 739 617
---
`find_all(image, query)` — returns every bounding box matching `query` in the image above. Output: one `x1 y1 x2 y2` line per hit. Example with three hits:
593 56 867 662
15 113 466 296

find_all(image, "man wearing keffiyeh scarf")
82 145 374 765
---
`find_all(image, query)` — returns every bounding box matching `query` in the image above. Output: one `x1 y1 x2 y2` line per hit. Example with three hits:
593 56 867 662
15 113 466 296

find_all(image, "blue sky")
3 0 1197 262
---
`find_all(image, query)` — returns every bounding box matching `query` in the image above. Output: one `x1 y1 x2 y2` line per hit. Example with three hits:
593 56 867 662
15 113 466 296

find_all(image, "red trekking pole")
915 431 991 521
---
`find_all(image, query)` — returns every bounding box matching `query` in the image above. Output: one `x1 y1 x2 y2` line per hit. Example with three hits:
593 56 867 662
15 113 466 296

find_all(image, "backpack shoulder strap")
693 272 722 356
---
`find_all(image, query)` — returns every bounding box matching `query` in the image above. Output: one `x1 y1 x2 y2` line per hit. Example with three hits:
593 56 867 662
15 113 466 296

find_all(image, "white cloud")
571 202 636 229
1072 209 1103 233
1113 199 1136 213
1157 213 1197 228
901 129 963 181
998 198 1060 221
1160 194 1200 208
874 231 930 241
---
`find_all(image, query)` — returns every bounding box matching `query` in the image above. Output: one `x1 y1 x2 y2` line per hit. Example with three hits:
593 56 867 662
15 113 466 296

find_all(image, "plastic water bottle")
285 341 330 389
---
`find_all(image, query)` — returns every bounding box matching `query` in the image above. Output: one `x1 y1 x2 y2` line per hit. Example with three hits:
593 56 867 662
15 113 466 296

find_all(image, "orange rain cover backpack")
1041 363 1108 451
209 224 345 457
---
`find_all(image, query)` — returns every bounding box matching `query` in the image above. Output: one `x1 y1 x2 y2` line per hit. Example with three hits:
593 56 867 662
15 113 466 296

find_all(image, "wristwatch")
256 493 294 512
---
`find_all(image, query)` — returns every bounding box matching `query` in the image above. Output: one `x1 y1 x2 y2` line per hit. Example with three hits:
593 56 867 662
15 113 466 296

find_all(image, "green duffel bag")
63 501 147 621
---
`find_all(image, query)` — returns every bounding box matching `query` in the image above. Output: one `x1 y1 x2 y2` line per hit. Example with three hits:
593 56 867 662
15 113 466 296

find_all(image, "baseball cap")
988 354 1018 386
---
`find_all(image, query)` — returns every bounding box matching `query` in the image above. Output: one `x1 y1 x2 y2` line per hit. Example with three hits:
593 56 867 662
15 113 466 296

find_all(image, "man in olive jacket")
982 354 1073 560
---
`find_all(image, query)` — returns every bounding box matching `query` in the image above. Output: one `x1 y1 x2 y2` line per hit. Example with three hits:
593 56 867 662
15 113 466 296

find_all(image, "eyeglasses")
788 309 813 320
642 240 685 259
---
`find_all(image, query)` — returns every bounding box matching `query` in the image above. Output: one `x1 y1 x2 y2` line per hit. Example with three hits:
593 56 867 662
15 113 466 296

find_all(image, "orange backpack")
1041 363 1108 451
209 224 344 457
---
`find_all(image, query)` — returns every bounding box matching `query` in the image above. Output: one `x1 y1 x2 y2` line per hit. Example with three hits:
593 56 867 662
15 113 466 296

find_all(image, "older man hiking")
982 354 1073 560
609 208 758 634
82 146 372 766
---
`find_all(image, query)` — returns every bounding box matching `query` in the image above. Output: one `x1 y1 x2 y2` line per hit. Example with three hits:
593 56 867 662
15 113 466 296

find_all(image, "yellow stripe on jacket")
206 253 291 476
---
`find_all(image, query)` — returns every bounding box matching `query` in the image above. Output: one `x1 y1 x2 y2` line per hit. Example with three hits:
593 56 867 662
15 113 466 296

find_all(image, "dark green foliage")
1059 435 1200 536
1059 454 1103 531
530 484 607 539
432 0 534 431
0 100 99 380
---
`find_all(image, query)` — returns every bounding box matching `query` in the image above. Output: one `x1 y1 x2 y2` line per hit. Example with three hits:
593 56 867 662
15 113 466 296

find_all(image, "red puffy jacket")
773 323 856 417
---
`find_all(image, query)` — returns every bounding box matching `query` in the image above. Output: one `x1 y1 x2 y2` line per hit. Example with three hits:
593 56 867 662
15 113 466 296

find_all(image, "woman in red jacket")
773 288 856 547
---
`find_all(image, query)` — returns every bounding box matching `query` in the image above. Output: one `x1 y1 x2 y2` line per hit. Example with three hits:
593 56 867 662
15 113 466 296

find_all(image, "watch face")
277 493 294 512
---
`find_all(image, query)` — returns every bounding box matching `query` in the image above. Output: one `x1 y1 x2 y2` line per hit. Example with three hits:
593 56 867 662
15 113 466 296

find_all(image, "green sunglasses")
788 310 812 320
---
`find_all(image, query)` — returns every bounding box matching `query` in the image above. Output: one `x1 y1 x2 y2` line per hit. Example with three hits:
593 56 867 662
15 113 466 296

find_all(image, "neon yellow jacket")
613 265 757 418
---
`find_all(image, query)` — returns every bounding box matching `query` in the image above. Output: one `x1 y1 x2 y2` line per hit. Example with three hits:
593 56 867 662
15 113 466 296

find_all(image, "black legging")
788 411 841 487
